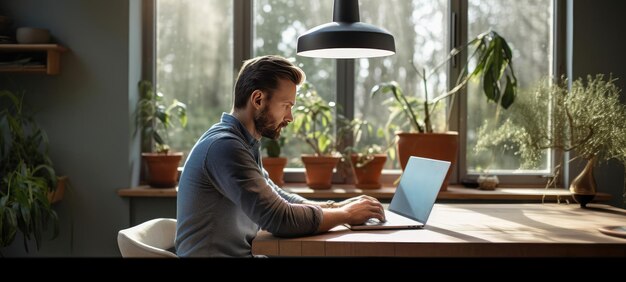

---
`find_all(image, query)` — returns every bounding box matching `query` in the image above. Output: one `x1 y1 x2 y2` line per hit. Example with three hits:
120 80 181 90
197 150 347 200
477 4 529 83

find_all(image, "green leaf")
502 38 513 62
153 132 165 146
292 116 304 133
501 75 516 109
0 203 17 248
318 134 329 155
483 69 496 101
32 203 42 250
492 38 503 80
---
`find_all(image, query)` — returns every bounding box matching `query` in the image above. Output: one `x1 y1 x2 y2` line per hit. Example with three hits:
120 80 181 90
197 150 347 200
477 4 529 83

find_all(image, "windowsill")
117 184 612 202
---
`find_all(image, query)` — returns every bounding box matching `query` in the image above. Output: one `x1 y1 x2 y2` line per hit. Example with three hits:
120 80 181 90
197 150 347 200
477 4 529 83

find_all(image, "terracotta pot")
396 132 458 191
48 175 68 204
301 155 340 189
142 152 183 188
262 157 288 187
351 154 387 189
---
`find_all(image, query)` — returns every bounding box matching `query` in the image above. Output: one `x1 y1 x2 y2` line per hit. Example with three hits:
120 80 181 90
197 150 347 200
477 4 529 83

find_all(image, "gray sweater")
175 113 322 257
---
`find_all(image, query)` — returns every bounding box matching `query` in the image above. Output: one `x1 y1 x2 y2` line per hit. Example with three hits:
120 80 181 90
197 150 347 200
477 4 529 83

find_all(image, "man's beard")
254 106 287 139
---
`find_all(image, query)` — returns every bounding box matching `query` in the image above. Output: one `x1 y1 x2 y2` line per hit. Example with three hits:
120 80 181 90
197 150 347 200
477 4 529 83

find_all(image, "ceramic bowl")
16 27 50 44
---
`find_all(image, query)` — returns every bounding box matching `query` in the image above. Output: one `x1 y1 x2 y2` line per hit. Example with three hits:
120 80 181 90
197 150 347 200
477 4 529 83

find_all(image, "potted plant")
0 90 60 252
137 80 187 188
261 136 287 187
340 118 396 189
371 30 518 191
291 82 341 189
475 74 626 207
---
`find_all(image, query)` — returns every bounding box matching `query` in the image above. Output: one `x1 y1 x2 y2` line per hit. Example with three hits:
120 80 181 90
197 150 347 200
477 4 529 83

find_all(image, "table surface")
252 203 626 257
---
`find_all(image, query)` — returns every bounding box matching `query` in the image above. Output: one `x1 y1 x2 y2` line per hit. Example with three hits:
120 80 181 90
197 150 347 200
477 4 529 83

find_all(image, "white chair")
117 218 178 258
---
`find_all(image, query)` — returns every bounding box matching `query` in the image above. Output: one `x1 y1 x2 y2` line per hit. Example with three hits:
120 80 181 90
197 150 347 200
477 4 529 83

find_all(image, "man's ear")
250 90 265 110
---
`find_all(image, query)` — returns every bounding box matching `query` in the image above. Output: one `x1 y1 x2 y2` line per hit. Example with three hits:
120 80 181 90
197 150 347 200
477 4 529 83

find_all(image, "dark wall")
569 0 626 208
0 0 141 256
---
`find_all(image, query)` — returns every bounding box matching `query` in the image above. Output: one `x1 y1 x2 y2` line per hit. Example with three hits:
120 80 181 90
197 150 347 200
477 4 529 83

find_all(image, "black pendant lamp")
297 0 396 59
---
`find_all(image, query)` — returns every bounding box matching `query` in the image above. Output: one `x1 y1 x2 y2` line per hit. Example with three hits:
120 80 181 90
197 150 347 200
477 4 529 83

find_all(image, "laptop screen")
388 156 451 224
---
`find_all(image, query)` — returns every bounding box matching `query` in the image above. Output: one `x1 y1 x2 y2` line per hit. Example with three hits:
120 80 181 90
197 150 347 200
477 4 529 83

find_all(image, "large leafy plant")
372 30 518 133
137 80 188 153
0 90 59 252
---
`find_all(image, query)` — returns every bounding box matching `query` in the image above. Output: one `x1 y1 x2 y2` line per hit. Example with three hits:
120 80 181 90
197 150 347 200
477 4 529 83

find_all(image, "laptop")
345 156 451 230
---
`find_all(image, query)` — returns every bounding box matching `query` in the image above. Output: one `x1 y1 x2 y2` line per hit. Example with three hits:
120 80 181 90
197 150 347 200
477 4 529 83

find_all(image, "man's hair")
233 55 305 109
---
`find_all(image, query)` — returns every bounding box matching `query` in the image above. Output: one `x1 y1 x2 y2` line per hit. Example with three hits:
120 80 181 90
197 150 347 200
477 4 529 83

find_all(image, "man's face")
254 79 296 139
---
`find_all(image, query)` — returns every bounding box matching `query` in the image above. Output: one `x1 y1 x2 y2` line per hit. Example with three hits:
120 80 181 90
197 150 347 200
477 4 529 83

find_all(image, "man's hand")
335 195 379 208
313 195 386 233
340 196 386 224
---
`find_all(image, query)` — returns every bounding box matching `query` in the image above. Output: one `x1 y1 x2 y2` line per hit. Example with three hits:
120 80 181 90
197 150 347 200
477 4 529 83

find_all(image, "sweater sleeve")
205 137 322 237
262 168 307 204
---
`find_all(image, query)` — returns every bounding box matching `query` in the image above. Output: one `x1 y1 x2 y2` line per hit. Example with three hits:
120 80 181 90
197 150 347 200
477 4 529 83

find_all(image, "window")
153 0 559 184
465 0 555 182
156 0 234 162
357 0 449 169
253 0 335 168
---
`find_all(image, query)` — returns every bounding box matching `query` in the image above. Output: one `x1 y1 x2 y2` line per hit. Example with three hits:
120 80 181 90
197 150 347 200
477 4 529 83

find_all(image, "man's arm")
206 138 322 237
263 168 308 203
260 161 386 233
315 197 386 233
302 195 381 209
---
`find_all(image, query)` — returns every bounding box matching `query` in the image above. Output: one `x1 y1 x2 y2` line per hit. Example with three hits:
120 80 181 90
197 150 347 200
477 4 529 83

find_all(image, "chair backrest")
117 218 178 258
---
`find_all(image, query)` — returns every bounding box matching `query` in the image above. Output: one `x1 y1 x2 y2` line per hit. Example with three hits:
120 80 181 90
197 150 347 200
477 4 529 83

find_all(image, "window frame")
147 0 566 186
455 0 567 186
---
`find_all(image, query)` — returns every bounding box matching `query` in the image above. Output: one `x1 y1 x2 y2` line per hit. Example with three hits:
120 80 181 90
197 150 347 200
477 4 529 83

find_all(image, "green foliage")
372 30 518 133
261 136 285 158
339 118 396 168
291 82 338 156
475 74 626 170
0 90 59 251
137 80 188 153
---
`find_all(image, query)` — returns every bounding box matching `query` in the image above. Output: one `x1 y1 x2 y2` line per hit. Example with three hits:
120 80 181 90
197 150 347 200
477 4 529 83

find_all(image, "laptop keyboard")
364 218 384 226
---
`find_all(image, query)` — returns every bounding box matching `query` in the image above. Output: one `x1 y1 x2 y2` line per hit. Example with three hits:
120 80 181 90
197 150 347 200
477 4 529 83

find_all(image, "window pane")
357 0 449 169
254 0 336 168
466 0 553 174
156 0 234 162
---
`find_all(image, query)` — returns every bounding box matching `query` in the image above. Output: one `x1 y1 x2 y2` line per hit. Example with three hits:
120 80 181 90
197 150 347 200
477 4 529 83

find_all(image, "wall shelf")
0 44 69 75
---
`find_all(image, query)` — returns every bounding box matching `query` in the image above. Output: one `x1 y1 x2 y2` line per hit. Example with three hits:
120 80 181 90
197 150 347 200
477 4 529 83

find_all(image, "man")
175 55 386 257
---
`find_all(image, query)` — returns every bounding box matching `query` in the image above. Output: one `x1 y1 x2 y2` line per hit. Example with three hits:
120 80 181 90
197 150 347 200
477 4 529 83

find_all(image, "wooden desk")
252 203 626 257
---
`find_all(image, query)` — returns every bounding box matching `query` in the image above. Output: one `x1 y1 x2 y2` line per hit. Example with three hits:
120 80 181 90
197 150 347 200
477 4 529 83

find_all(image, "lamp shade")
297 0 395 59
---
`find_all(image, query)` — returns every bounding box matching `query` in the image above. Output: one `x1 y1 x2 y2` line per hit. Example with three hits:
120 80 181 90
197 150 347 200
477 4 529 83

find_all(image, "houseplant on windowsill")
0 90 60 252
261 136 287 187
341 118 396 189
137 80 187 188
291 82 341 189
475 74 626 207
371 30 518 191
